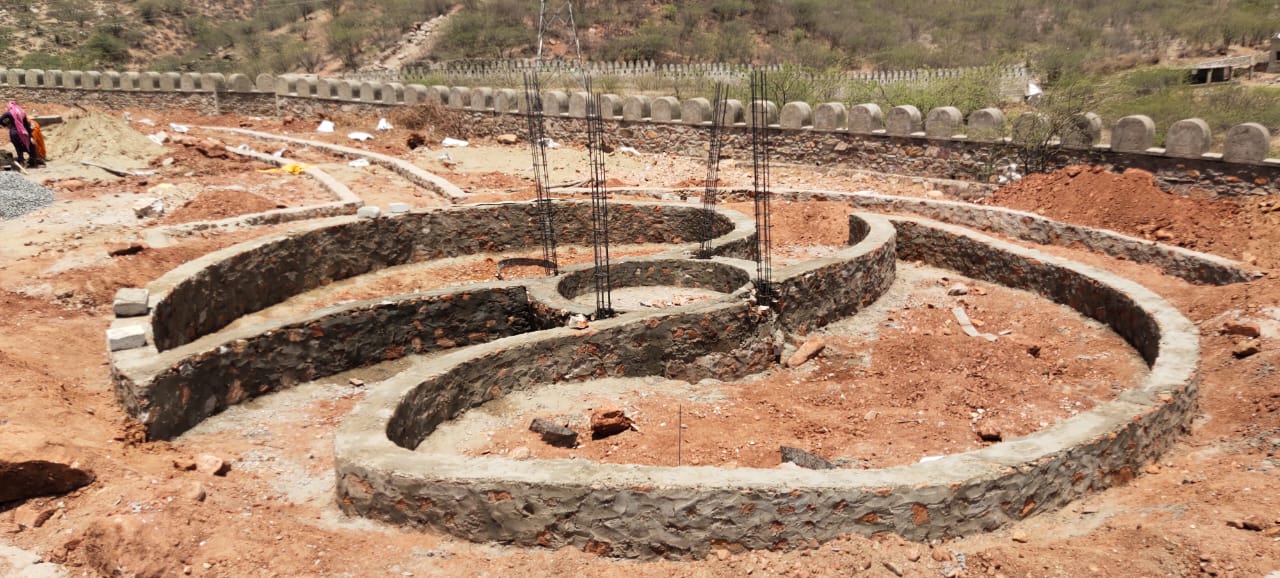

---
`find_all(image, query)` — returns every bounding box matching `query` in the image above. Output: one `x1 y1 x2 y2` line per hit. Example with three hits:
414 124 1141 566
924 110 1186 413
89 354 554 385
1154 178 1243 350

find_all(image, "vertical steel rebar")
523 72 559 275
749 71 774 303
585 79 614 319
698 83 728 259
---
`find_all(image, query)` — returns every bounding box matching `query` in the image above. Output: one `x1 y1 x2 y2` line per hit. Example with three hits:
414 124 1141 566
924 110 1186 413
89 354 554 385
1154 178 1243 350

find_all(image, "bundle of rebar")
523 72 559 276
584 79 614 319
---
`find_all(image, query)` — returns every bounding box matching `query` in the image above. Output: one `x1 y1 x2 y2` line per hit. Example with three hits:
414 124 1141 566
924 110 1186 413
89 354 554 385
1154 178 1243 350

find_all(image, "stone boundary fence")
1 67 1275 194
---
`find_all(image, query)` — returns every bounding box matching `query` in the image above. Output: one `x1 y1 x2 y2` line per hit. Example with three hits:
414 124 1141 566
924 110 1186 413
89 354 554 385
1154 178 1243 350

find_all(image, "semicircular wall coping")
333 212 1198 559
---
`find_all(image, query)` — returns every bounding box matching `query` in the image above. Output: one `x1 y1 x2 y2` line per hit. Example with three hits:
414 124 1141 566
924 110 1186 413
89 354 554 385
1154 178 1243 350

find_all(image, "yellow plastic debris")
258 163 310 175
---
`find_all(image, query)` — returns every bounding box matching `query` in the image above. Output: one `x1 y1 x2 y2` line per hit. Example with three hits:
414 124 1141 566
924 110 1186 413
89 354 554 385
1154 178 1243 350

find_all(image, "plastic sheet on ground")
317 120 335 133
441 137 469 147
348 132 374 141
348 158 371 168
168 123 190 134
375 118 393 131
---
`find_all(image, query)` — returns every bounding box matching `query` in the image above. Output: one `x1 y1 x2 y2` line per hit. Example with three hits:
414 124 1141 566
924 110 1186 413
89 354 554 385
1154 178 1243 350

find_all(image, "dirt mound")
161 189 280 224
983 165 1258 261
44 113 166 169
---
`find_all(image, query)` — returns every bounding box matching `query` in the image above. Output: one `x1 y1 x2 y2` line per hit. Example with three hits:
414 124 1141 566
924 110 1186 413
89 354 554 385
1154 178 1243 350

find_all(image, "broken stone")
112 287 150 317
387 202 410 214
590 408 633 440
946 283 970 296
195 454 230 477
1227 516 1267 531
133 198 164 219
356 205 382 219
883 561 904 576
529 418 578 448
184 482 207 502
1221 322 1261 339
14 506 56 529
0 424 95 503
976 421 1002 442
785 337 826 367
1010 529 1029 543
779 446 835 470
931 548 952 562
107 243 148 257
566 314 589 330
1232 340 1261 359
496 133 519 145
508 446 531 460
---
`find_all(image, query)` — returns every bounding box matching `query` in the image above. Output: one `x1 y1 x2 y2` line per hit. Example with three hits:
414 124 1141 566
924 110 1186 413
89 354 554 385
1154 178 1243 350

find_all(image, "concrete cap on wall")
359 81 380 102
885 105 922 136
1223 122 1271 164
544 91 568 115
448 86 472 109
1112 115 1156 153
745 100 779 128
228 73 253 93
925 106 963 138
384 82 405 104
599 94 624 119
42 70 62 88
622 95 651 121
140 71 160 90
650 96 680 122
5 69 23 86
966 108 1005 141
1165 118 1212 158
722 99 745 126
568 92 590 118
681 97 711 125
23 69 43 88
849 103 885 134
1061 112 1102 149
470 87 494 110
779 101 813 129
86 71 104 89
256 73 275 92
494 88 520 113
121 71 141 91
404 84 429 106
813 102 847 131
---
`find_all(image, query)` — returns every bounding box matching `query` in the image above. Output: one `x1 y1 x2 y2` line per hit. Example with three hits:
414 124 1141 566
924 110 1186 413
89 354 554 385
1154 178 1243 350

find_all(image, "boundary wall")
1 68 1277 196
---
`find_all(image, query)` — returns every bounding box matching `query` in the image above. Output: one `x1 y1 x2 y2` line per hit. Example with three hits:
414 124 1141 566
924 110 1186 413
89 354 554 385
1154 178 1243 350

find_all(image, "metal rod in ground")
584 78 614 319
523 72 559 276
749 70 774 303
698 82 728 259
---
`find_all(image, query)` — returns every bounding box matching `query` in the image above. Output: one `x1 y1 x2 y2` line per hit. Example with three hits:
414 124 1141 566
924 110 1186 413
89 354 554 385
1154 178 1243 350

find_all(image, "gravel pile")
0 171 56 220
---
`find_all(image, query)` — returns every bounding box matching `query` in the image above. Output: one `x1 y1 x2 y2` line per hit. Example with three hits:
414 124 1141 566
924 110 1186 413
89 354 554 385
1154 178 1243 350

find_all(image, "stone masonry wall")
335 214 1198 559
151 202 734 351
556 258 751 302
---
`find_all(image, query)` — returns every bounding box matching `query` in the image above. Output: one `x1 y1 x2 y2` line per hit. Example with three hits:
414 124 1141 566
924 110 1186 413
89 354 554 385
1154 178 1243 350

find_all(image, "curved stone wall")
334 212 1197 559
555 258 753 304
109 202 752 439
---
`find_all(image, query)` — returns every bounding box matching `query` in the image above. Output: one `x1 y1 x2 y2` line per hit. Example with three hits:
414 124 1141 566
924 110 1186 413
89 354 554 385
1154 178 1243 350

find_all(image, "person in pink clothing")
0 101 33 166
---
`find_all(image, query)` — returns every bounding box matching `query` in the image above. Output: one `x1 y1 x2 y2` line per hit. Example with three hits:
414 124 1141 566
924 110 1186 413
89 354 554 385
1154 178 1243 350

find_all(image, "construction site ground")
1 103 1278 577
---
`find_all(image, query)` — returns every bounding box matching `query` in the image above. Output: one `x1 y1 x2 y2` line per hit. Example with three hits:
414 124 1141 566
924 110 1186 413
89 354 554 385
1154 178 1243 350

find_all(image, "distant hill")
0 0 1276 79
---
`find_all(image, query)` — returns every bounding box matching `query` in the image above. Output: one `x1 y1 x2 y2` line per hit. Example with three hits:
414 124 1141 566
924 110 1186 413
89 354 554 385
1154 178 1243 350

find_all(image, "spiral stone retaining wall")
556 258 753 305
149 201 739 351
334 212 1198 559
109 202 753 439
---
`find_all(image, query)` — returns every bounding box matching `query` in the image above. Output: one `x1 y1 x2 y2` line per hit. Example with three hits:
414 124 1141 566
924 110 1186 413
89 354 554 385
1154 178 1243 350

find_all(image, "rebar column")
749 71 774 303
523 72 559 276
585 80 614 319
697 83 729 259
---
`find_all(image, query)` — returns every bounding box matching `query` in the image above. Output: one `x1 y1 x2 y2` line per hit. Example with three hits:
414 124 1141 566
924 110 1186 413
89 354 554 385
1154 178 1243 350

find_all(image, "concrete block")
925 106 963 138
1165 118 1212 158
140 72 160 90
544 91 568 116
357 206 382 219
318 79 342 99
849 104 884 134
427 85 450 106
681 97 711 125
203 73 227 92
568 92 589 118
1223 122 1271 164
622 95 651 121
113 288 151 317
5 69 23 86
469 86 493 110
493 88 520 112
227 73 254 93
359 81 380 102
85 71 103 89
65 71 83 88
121 71 141 91
42 70 61 88
180 72 200 91
966 108 1005 141
599 94 623 119
385 82 404 104
448 86 472 109
0 67 7 85
1111 115 1155 153
813 102 847 131
650 96 680 122
722 99 745 125
1061 112 1101 149
746 100 779 128
336 80 355 100
255 73 275 92
107 324 147 351
388 202 411 214
405 84 430 106
277 75 299 96
779 101 813 129
158 72 180 91
885 105 922 136
22 69 42 87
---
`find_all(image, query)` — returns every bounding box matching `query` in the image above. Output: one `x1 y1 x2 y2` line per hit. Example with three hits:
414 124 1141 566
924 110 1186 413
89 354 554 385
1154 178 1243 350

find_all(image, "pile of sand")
43 113 166 169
